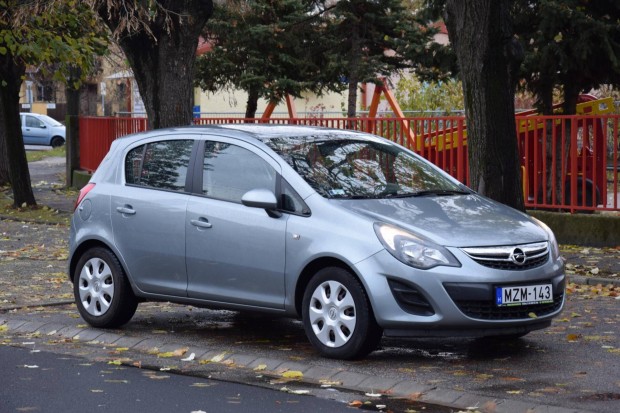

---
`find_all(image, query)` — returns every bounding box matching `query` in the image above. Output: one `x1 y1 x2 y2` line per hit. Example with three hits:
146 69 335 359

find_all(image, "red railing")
78 116 148 172
78 114 620 212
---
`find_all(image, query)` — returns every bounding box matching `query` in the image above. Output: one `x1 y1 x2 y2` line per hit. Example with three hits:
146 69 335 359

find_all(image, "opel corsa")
69 125 566 359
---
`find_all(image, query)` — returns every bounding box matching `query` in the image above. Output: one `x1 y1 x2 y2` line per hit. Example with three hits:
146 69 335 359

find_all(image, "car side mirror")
241 189 281 217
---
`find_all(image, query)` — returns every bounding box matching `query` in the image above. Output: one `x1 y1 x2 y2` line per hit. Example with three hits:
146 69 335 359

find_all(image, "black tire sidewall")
73 247 137 328
302 267 381 360
51 137 64 147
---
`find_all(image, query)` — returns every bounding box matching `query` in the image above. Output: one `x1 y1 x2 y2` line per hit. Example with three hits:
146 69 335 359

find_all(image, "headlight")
374 223 461 269
532 218 561 261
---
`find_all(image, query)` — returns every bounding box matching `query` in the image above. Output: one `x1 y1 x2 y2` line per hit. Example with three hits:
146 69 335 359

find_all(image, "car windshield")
264 134 467 199
39 115 63 127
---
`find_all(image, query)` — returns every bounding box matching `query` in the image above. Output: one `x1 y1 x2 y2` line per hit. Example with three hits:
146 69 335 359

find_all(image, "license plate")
495 284 553 306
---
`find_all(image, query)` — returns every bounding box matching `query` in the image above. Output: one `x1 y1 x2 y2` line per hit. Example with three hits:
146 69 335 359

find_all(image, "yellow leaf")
0 325 8 332
282 370 304 379
254 364 267 371
108 359 123 365
157 347 188 358
528 312 538 319
210 352 228 363
506 390 523 394
567 333 582 342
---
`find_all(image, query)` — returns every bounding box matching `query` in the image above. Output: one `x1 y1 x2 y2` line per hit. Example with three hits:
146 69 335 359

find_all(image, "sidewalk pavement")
0 156 618 413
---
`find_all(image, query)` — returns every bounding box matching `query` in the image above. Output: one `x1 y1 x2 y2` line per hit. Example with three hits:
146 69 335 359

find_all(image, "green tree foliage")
0 0 106 206
323 0 441 117
197 0 447 118
195 0 343 118
514 0 620 115
395 75 463 115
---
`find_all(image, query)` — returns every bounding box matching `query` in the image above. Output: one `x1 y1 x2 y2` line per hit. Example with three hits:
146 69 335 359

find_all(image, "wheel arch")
70 239 124 284
294 257 364 317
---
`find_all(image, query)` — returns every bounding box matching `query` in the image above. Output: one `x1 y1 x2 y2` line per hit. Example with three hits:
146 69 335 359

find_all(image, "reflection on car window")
265 135 462 199
280 179 309 215
202 141 276 203
25 116 44 128
125 140 193 191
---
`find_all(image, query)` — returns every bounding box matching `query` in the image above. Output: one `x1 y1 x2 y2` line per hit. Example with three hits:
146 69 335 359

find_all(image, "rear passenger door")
111 137 196 297
185 138 287 309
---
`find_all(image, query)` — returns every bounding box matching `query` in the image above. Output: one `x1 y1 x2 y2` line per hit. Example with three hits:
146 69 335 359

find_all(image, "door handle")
116 206 136 215
190 218 212 229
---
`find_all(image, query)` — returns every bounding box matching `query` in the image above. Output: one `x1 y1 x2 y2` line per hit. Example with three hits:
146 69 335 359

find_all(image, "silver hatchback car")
69 125 565 359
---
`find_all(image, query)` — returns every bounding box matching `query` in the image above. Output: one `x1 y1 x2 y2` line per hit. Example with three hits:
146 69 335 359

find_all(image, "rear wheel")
302 267 382 359
73 247 138 328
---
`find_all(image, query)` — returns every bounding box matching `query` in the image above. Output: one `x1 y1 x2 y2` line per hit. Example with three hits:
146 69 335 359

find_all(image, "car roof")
118 124 378 145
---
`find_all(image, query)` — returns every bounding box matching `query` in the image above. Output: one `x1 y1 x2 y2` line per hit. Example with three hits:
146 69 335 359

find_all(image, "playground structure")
259 83 617 212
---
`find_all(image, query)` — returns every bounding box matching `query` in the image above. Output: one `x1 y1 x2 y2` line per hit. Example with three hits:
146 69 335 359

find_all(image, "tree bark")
97 0 213 129
65 66 81 187
346 29 361 119
444 0 524 211
245 86 259 119
0 52 36 207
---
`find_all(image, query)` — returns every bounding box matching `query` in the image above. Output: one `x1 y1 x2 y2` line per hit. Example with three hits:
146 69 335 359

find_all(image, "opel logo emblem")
509 248 527 265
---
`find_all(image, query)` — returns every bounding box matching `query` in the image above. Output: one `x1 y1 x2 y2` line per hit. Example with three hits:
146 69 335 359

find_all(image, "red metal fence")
78 114 620 213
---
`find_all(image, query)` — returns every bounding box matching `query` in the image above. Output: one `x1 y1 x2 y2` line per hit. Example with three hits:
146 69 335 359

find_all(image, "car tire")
302 267 382 360
50 136 65 147
73 247 138 328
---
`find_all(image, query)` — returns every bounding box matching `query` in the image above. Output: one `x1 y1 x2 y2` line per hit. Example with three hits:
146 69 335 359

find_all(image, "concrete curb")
569 275 620 287
0 315 593 413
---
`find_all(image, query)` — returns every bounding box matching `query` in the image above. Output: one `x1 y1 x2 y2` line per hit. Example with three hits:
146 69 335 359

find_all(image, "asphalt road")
1 289 618 413
0 344 358 413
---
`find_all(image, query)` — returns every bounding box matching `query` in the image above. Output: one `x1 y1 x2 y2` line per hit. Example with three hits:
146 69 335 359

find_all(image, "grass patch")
26 146 66 162
0 187 70 225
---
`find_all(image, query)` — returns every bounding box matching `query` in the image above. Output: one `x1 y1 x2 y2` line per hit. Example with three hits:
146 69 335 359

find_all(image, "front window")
202 141 276 203
265 135 465 199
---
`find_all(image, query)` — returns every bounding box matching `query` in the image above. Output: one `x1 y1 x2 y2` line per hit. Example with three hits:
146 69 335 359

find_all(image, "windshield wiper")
411 189 470 197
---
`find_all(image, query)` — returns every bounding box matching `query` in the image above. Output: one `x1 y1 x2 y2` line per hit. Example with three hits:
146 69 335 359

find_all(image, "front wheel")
302 267 382 359
50 136 65 148
73 247 138 328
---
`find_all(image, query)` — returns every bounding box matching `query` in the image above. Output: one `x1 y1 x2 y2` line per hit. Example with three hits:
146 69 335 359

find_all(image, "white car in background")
20 112 66 147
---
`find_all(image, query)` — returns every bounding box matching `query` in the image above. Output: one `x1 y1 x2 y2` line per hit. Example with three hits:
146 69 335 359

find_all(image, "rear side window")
125 139 194 191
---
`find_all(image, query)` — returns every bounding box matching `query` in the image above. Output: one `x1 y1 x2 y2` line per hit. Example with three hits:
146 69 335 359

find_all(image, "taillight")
74 183 96 212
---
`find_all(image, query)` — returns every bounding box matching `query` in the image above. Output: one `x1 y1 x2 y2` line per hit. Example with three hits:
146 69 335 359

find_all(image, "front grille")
461 242 549 270
453 291 564 320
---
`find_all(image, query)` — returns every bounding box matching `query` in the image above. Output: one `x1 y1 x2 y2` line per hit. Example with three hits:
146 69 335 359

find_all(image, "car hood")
331 194 547 247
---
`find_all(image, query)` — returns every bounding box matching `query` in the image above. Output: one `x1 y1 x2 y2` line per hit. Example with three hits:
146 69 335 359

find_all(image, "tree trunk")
97 0 213 129
65 67 81 188
0 52 36 207
346 27 361 119
444 0 524 211
245 86 259 119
